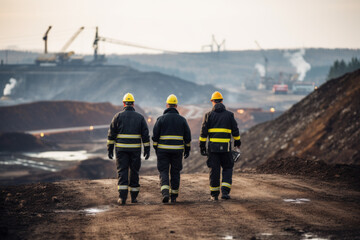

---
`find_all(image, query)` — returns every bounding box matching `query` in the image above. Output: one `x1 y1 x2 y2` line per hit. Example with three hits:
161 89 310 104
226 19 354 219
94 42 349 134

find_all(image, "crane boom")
60 27 84 52
98 37 179 54
43 26 52 53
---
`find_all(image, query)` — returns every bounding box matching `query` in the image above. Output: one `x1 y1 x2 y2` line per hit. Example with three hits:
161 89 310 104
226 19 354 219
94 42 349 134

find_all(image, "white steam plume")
3 78 17 96
284 49 311 81
255 63 265 77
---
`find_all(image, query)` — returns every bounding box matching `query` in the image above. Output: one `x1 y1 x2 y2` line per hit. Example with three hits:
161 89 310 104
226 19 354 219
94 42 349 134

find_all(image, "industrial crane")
57 27 85 62
43 26 52 54
254 41 268 80
92 27 178 64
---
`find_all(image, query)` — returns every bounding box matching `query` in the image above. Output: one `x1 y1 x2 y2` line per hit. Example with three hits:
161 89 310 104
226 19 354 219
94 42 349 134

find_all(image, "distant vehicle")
272 84 288 94
292 82 315 95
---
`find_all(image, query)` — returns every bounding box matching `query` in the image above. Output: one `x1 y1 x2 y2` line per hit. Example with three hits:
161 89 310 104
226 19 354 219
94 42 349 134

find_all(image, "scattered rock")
52 196 60 203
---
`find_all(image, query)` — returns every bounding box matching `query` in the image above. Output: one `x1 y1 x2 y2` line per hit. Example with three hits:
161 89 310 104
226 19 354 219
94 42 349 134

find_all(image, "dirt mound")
0 132 55 152
239 69 360 168
0 101 146 132
257 157 360 188
7 158 116 185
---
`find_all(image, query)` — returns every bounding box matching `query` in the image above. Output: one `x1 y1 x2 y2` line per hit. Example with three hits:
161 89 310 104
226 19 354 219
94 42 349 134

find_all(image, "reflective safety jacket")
107 106 150 152
199 103 240 152
152 108 191 153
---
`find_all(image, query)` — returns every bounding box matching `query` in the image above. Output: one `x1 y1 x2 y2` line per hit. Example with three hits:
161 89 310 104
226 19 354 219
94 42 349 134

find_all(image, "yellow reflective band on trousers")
161 185 170 191
118 185 128 190
160 135 184 140
233 135 240 140
170 189 179 194
199 137 207 142
117 134 141 139
158 144 184 150
209 138 231 143
185 143 191 147
115 143 141 148
143 142 150 147
208 128 232 133
129 187 140 192
210 186 220 191
221 182 232 189
107 140 115 144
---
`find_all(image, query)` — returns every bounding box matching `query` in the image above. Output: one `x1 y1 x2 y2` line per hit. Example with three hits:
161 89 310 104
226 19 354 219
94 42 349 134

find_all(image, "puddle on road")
302 233 328 240
283 198 310 204
222 236 234 240
55 205 110 216
261 233 273 236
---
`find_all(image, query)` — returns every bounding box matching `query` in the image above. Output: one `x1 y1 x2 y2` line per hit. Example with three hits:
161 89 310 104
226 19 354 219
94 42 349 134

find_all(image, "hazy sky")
0 0 359 54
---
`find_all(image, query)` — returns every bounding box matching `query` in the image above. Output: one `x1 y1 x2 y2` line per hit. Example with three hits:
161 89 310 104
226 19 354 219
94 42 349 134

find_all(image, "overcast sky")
0 0 359 55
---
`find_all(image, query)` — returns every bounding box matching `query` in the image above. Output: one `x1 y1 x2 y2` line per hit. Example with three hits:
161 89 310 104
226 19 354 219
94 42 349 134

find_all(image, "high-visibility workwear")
108 105 150 204
166 94 178 105
123 92 135 102
210 91 223 101
152 107 191 202
199 102 240 198
153 108 191 153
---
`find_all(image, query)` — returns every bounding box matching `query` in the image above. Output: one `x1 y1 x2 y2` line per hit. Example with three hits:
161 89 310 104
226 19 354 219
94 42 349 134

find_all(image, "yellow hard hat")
123 93 135 102
166 94 178 104
211 91 223 101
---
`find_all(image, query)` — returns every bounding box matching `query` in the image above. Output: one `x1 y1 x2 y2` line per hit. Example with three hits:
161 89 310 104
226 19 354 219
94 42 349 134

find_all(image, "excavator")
35 27 84 65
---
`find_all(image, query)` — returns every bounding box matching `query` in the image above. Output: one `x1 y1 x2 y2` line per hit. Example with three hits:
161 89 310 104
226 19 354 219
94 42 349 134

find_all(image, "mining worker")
152 94 191 203
107 93 150 205
199 91 241 200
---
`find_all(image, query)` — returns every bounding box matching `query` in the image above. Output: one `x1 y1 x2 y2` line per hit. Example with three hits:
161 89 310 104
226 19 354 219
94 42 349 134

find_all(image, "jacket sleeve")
152 117 161 148
199 112 209 144
107 114 118 147
231 112 240 140
183 119 192 148
141 116 150 147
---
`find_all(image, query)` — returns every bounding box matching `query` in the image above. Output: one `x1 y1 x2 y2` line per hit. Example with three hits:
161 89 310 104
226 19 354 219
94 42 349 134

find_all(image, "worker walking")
152 94 191 203
199 91 241 200
107 93 150 205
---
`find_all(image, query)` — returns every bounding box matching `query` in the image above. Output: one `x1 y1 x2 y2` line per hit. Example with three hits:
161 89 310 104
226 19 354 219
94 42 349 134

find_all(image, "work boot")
130 192 139 203
162 194 169 203
221 192 231 200
171 195 177 203
210 196 218 201
117 198 126 205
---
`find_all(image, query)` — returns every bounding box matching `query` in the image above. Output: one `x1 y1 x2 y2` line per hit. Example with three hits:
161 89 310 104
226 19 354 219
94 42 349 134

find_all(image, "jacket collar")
212 103 226 113
164 107 179 115
123 106 135 111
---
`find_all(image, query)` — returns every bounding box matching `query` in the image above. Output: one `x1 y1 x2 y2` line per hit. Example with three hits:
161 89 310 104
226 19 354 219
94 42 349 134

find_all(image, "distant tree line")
327 58 360 80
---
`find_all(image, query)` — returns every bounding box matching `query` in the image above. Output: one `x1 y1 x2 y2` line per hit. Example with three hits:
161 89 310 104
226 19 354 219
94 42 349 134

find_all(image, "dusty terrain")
1 174 360 240
239 69 360 168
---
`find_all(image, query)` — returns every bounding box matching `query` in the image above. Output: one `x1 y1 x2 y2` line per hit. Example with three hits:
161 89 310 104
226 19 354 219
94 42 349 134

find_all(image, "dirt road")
1 174 360 239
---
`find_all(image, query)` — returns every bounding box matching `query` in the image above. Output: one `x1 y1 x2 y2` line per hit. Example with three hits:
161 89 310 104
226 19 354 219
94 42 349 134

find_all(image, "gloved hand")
153 145 158 153
200 141 207 156
184 146 190 159
234 140 241 148
144 146 150 160
107 144 114 159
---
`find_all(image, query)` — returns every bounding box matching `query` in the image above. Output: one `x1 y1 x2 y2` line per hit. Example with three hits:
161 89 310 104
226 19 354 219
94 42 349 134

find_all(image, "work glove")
184 146 190 159
234 140 241 148
107 144 114 159
144 146 150 160
199 141 207 156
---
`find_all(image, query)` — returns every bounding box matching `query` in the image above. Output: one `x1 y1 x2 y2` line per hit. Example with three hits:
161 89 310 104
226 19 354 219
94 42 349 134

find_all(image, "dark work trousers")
207 152 234 197
116 150 141 200
157 151 183 198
